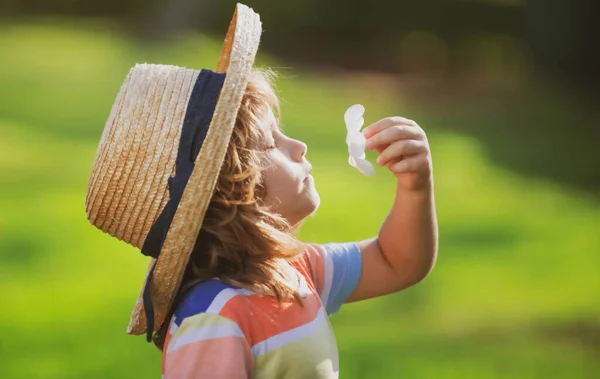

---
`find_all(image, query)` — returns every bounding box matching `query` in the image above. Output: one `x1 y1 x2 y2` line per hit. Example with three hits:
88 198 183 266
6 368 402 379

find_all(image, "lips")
304 165 313 181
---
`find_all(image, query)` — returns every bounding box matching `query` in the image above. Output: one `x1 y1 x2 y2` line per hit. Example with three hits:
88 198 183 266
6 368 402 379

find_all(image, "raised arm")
347 117 438 302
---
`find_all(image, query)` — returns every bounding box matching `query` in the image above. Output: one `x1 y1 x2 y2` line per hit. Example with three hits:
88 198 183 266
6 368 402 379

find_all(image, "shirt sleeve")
301 242 362 316
163 312 252 379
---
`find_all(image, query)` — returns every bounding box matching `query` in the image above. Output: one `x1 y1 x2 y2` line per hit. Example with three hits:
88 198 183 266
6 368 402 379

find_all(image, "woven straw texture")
84 3 262 336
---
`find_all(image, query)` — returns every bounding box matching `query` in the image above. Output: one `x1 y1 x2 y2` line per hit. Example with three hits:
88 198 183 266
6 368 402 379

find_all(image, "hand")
363 117 433 192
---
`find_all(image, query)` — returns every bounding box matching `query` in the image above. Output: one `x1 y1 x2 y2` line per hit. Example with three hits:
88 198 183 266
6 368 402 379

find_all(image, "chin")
307 190 320 215
299 186 321 219
286 188 320 228
290 202 319 233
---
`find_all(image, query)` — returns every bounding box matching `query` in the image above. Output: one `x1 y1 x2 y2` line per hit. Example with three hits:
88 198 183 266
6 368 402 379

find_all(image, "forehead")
258 106 279 139
264 107 278 130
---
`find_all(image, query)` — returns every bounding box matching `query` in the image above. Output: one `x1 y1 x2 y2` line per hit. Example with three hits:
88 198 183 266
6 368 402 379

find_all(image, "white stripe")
251 307 327 357
297 272 310 298
206 287 254 314
168 316 179 335
320 252 334 308
167 321 245 353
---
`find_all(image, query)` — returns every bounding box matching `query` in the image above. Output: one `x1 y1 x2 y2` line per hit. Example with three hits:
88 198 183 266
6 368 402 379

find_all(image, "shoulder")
296 242 360 262
166 280 254 353
293 242 361 278
172 279 254 328
164 281 256 369
292 243 325 270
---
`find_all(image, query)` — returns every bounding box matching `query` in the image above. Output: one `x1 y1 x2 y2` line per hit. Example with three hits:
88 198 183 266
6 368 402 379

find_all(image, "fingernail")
365 140 372 149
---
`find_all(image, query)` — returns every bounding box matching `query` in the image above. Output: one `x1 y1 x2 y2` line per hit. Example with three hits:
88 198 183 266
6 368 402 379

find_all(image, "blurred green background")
1 1 599 378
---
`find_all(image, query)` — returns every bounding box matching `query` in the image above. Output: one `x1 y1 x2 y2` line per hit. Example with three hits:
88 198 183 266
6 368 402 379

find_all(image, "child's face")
260 108 320 226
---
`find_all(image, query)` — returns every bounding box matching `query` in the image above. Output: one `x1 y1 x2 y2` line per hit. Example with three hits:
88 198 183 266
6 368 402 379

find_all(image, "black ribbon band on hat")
140 69 226 342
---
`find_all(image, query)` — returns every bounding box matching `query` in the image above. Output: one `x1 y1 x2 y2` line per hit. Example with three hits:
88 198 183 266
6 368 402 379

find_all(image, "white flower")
345 104 375 176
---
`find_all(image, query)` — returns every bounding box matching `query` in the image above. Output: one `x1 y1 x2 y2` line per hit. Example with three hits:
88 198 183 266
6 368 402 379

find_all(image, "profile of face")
260 108 320 227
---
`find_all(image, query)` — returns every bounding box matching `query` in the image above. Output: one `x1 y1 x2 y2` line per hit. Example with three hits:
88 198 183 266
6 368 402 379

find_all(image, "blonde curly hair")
154 69 304 349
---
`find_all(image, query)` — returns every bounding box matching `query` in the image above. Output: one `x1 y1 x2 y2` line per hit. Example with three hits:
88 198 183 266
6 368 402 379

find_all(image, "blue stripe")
173 280 232 326
323 243 362 315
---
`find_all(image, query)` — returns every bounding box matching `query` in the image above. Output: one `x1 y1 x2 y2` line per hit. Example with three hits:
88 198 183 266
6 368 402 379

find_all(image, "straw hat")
85 3 262 341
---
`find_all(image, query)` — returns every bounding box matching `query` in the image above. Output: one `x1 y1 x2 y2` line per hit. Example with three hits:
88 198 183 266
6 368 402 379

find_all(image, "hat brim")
126 3 262 336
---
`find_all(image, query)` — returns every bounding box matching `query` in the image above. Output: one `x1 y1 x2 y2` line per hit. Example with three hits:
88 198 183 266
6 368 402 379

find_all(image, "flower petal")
347 117 364 132
346 129 365 144
344 104 365 132
354 158 375 176
347 132 366 157
345 104 375 177
348 155 357 167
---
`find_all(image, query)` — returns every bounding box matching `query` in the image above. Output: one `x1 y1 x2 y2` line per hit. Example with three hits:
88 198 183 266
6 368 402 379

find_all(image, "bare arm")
347 117 439 302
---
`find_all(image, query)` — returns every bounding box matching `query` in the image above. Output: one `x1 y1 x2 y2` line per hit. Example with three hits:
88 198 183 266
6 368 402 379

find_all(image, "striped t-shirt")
161 242 362 378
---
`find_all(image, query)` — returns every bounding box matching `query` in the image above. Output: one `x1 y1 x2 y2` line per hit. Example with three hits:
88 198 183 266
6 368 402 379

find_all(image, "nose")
292 139 308 162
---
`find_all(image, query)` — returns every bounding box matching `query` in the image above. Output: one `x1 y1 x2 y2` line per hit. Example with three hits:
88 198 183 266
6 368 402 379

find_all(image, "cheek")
262 155 298 204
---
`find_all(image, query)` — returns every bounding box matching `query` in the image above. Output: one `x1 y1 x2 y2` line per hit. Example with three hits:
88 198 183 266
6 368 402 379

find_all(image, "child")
85 4 437 378
162 68 437 378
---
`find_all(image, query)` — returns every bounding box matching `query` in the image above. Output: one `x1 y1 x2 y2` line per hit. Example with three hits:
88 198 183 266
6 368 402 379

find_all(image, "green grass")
0 19 598 378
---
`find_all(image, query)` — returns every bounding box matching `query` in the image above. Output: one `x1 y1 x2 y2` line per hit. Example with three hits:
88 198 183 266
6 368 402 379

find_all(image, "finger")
389 155 432 174
362 116 418 138
365 124 423 150
371 143 389 155
376 139 427 166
